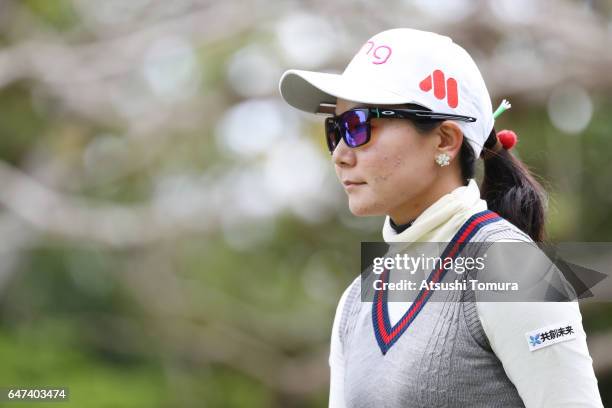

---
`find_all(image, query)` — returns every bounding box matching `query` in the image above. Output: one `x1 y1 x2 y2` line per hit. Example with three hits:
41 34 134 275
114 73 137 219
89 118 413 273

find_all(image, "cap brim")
279 69 412 114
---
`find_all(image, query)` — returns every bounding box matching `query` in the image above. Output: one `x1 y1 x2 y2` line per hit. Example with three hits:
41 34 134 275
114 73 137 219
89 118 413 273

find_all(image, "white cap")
278 28 494 157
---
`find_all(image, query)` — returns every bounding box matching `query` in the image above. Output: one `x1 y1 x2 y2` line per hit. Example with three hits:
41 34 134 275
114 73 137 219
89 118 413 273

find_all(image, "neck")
388 175 465 225
389 217 414 233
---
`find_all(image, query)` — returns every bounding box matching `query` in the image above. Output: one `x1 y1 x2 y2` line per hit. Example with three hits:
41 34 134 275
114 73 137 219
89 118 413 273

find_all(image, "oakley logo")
419 69 459 108
362 41 392 65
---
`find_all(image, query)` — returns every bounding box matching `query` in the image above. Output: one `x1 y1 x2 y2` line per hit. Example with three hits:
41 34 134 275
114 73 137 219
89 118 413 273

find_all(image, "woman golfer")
278 28 603 407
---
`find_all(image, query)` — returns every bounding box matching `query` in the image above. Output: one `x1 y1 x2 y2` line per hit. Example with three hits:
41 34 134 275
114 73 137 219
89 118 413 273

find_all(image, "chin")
347 198 386 217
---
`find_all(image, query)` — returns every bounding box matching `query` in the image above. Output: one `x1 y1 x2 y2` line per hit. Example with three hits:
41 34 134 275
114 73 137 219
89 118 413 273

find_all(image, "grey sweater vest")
338 215 532 407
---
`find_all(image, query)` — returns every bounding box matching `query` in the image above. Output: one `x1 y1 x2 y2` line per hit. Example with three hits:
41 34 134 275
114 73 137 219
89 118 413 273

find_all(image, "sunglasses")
324 107 477 154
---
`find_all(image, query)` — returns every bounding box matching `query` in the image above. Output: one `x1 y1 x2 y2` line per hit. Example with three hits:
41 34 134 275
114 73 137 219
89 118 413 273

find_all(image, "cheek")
369 157 434 205
366 136 434 188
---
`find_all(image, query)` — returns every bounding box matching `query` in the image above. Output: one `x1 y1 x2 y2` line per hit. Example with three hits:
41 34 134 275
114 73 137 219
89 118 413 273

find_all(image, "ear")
435 121 463 158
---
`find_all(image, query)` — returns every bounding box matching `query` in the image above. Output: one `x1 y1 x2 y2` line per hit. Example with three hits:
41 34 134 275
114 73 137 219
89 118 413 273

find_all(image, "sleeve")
475 239 604 407
328 280 354 408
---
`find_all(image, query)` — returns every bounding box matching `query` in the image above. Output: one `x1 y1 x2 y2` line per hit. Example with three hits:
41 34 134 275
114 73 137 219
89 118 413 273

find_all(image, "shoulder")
332 276 360 329
335 276 361 320
335 276 363 343
472 213 533 243
330 276 361 360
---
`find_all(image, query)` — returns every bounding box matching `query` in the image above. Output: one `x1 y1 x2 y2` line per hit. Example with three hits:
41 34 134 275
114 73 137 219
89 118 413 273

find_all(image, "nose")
332 138 357 167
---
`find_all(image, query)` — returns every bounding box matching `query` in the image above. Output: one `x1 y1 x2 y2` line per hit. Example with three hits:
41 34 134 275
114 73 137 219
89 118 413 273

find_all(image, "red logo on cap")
419 70 458 108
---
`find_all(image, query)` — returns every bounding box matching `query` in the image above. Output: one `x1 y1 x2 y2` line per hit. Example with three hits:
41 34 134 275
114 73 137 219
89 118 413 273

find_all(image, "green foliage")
23 0 79 31
0 83 45 164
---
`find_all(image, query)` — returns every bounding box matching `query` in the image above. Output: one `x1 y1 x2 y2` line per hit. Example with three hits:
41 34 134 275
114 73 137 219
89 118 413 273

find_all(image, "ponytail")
478 128 547 242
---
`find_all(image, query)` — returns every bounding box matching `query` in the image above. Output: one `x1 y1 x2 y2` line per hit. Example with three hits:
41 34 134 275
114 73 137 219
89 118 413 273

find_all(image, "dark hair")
478 129 547 242
410 114 547 242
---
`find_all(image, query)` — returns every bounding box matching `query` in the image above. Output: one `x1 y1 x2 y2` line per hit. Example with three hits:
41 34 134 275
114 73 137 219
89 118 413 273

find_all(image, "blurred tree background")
0 0 611 406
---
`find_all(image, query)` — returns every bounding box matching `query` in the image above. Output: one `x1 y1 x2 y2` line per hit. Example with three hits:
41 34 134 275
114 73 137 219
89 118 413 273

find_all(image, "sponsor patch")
525 322 577 351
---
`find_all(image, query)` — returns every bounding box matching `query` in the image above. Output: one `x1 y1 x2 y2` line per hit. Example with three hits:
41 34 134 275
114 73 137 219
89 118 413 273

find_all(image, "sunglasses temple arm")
414 112 476 122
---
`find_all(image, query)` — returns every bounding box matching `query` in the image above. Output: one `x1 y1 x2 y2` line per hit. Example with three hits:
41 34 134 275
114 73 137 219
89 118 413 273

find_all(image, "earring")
435 153 451 167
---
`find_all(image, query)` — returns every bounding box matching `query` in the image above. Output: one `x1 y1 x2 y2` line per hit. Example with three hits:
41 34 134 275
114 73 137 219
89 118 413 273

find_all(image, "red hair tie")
497 129 518 150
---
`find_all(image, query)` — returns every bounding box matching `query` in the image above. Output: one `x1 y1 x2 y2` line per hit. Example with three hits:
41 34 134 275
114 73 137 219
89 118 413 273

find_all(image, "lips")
343 180 367 187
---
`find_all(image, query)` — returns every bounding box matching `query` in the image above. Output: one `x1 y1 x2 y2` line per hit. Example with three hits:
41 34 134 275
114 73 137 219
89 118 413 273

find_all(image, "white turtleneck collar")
382 179 488 244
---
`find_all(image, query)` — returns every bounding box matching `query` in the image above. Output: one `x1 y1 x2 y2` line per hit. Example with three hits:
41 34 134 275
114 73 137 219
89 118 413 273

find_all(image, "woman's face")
332 98 444 222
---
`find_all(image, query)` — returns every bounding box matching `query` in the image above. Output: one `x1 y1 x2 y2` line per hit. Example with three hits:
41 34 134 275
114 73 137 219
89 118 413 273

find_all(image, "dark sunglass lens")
341 110 368 147
325 118 340 152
